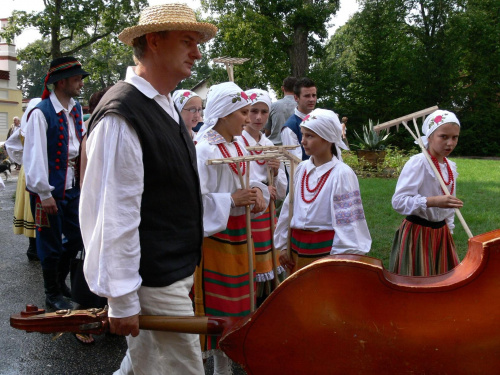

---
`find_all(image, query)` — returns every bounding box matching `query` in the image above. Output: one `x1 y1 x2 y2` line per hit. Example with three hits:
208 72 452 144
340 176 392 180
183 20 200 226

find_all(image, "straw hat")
118 3 218 46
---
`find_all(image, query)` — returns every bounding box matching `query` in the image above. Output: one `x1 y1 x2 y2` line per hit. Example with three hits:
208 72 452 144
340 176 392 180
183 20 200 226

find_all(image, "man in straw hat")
80 3 217 374
23 57 89 312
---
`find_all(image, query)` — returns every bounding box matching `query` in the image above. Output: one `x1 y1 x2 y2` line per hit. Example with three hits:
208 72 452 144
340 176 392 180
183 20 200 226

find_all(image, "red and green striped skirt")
389 218 459 276
194 214 256 353
290 228 335 274
251 205 281 279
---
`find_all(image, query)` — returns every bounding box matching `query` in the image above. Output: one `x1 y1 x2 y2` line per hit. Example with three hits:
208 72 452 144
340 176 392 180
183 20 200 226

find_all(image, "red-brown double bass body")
219 229 500 374
11 230 500 374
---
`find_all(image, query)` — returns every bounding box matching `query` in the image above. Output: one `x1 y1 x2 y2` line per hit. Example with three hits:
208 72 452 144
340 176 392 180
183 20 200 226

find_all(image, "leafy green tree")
1 0 147 59
16 40 52 99
448 0 500 156
201 0 340 92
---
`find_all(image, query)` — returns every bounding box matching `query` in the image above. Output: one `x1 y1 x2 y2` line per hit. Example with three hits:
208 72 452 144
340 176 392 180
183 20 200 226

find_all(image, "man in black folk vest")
80 4 217 374
24 57 89 312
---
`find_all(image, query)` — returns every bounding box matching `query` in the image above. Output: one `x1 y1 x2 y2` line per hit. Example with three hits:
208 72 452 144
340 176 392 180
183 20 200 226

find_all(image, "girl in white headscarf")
194 82 270 375
390 109 462 276
276 108 371 273
234 88 287 304
172 90 202 140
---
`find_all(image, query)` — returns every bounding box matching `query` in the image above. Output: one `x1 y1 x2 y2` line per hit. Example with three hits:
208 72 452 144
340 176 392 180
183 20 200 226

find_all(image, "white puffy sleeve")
391 156 428 216
23 109 53 200
5 128 24 164
330 165 372 255
80 114 143 319
273 163 303 251
196 142 232 237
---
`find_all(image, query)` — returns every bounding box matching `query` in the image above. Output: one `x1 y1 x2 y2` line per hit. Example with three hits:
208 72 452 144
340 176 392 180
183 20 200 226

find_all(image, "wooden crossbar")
373 106 439 132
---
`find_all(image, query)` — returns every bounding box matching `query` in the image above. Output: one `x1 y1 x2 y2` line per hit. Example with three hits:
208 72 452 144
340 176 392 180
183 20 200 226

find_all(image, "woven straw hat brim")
119 22 217 45
118 4 217 46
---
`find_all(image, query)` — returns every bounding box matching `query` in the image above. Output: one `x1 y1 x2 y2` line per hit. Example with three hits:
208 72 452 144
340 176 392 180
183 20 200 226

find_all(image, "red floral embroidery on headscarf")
249 93 258 100
183 91 191 97
241 92 248 100
303 115 311 121
434 115 443 124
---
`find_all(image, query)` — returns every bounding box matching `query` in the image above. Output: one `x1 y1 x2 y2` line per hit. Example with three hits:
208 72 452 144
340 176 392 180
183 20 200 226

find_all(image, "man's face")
156 30 202 82
13 118 20 126
295 86 317 114
58 75 84 98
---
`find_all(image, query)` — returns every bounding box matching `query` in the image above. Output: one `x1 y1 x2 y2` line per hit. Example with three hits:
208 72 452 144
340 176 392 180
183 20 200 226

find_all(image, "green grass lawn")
359 158 500 268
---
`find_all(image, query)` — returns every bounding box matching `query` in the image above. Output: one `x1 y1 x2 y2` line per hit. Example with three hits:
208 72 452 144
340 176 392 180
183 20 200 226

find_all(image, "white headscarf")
421 109 460 147
300 108 348 149
195 82 250 141
246 88 272 111
172 89 200 112
300 108 348 161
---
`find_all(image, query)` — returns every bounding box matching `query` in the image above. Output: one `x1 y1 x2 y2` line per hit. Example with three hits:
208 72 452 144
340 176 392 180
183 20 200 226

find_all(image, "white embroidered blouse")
274 157 372 255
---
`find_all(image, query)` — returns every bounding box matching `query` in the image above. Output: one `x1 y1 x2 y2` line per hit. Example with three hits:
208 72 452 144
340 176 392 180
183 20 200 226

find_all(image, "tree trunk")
50 0 63 59
290 24 309 78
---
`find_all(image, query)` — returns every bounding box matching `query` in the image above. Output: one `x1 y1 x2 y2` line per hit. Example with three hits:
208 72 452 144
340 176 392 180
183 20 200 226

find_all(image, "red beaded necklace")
241 135 265 165
217 142 246 176
429 154 454 195
301 167 333 203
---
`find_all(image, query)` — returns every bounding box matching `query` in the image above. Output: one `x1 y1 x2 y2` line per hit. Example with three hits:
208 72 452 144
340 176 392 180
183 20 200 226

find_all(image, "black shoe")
43 269 73 310
45 294 73 310
26 238 39 261
59 281 72 298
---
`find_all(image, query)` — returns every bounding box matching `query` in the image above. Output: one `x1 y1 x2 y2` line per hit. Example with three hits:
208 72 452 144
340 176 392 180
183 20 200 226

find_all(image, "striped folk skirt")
13 165 36 237
290 229 335 274
389 217 459 276
252 205 284 282
194 214 256 353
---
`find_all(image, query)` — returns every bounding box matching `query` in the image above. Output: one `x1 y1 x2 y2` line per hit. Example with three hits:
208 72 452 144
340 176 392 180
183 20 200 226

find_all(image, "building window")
0 112 8 133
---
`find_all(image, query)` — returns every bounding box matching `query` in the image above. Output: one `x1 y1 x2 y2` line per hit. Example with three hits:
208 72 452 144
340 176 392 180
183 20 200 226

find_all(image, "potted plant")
352 119 392 167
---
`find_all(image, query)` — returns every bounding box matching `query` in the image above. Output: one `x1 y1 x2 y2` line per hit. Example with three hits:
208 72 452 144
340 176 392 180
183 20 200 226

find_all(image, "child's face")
223 105 251 137
181 96 202 130
428 122 460 160
301 127 331 158
247 102 270 133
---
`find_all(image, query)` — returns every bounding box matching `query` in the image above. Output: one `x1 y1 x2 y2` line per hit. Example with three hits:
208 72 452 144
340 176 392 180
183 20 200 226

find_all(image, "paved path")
0 171 244 374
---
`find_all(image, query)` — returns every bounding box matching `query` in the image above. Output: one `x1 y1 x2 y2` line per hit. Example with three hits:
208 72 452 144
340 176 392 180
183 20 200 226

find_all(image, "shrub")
342 146 418 178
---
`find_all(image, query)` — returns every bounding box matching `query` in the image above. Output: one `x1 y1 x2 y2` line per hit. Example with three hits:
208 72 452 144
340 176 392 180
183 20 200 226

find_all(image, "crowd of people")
1 2 464 374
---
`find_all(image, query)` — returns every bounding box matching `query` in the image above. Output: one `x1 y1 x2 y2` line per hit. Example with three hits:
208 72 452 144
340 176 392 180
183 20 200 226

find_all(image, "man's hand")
109 314 140 337
41 197 58 215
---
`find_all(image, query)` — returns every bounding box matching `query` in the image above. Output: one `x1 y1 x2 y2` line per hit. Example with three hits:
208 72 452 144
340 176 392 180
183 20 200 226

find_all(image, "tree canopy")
1 0 147 59
201 0 340 93
3 0 498 155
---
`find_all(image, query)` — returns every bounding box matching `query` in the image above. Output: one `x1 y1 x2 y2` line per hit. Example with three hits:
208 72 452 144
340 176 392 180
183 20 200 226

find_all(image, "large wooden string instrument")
11 229 500 374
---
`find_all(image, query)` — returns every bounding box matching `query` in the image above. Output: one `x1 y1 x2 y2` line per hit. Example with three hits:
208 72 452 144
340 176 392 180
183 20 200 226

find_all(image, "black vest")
88 81 203 287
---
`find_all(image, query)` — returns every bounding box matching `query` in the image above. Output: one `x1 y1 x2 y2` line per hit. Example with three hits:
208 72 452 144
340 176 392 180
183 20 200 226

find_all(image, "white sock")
213 352 231 375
